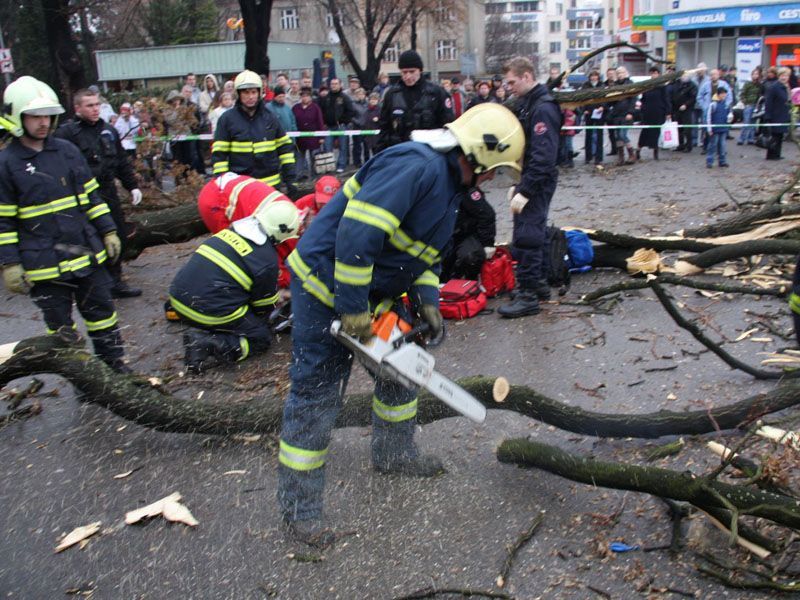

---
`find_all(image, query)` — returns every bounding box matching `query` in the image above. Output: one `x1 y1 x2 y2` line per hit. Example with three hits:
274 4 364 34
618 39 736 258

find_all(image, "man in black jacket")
672 74 697 152
317 78 356 173
441 187 496 281
606 67 636 165
375 50 454 152
56 88 143 297
581 70 605 164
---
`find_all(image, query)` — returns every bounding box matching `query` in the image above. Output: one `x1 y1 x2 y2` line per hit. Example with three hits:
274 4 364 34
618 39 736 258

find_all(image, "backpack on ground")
439 279 488 320
480 247 515 297
545 226 571 295
564 229 594 273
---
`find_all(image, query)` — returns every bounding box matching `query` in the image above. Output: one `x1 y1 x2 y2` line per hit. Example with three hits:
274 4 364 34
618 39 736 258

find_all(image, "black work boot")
183 330 215 374
283 519 337 549
111 279 142 298
533 281 552 301
374 454 446 478
498 290 540 319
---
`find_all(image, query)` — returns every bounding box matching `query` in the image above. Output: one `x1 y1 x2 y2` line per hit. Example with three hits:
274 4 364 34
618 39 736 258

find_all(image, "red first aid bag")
439 279 487 320
480 247 515 298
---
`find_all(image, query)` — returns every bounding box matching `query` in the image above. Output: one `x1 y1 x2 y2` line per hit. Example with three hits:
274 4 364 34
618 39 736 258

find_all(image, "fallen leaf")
55 521 102 553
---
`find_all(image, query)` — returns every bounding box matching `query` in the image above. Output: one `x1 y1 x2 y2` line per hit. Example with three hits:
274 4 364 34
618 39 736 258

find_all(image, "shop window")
721 28 736 37
698 28 717 39
678 30 696 39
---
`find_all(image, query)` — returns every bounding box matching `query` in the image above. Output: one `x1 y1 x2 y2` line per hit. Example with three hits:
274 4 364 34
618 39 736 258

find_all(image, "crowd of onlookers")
97 62 799 182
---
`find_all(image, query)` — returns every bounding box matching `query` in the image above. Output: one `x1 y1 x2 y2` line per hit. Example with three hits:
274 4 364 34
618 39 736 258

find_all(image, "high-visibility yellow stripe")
212 161 230 174
278 439 328 471
389 228 439 266
196 245 253 291
372 396 418 423
252 292 280 307
26 266 60 281
0 204 18 217
279 153 296 165
343 176 361 200
86 203 111 220
25 250 105 282
84 178 99 194
212 140 232 152
85 311 118 332
252 140 278 152
342 200 400 236
169 295 248 326
260 173 282 187
275 135 292 147
286 250 334 307
790 293 800 315
225 178 260 219
0 231 18 245
334 260 373 286
413 270 439 288
215 228 253 257
18 196 78 219
238 337 249 361
78 193 90 206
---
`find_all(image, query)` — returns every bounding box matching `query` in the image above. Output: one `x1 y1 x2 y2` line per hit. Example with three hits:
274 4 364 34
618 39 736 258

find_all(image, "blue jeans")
585 121 604 162
692 109 704 146
706 131 728 166
277 276 418 522
738 105 756 144
324 125 349 170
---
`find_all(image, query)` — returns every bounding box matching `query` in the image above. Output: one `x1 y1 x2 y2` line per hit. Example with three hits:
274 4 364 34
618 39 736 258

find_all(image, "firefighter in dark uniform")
498 57 561 318
0 77 129 372
441 187 497 281
375 50 455 152
169 199 300 374
277 103 524 547
55 88 143 298
212 70 297 196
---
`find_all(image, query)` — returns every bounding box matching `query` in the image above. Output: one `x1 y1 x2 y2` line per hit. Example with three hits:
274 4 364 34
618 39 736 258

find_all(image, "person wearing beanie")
375 50 454 152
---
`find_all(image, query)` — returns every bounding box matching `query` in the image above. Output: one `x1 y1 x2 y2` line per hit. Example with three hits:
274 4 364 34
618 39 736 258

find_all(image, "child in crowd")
705 87 730 168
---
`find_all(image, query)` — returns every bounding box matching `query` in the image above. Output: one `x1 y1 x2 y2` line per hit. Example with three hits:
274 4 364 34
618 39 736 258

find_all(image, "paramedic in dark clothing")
441 187 497 281
375 50 455 152
498 57 561 319
0 76 129 373
56 89 143 298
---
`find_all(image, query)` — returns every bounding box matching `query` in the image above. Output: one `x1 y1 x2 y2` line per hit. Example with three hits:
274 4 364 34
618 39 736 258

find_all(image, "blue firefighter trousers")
511 180 557 289
277 276 419 523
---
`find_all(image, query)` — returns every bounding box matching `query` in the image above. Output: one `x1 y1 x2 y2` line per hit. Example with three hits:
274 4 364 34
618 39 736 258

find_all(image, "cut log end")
493 377 510 403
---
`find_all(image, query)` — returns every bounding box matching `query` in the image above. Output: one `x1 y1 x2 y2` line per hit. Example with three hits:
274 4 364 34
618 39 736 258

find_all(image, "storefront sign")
632 15 664 31
664 3 800 31
736 38 763 82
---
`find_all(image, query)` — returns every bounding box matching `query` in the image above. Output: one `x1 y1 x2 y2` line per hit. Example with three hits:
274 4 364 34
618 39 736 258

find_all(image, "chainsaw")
330 311 486 423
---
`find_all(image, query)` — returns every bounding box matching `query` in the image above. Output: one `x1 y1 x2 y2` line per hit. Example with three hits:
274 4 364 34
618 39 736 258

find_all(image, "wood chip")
55 521 102 553
125 492 181 525
574 343 586 349
750 337 773 343
232 434 261 443
223 470 247 475
734 328 759 342
161 499 199 527
113 470 134 480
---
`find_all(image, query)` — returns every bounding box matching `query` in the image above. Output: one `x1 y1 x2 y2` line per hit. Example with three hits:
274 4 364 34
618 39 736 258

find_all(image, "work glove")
285 182 299 199
104 232 122 263
2 264 29 294
130 188 143 206
510 193 529 215
484 246 497 259
341 311 373 341
419 304 443 339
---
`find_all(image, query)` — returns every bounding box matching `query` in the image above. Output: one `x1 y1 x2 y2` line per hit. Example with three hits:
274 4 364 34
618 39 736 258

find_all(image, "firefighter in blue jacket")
170 200 300 374
212 70 297 195
277 103 525 547
499 56 562 318
0 77 129 372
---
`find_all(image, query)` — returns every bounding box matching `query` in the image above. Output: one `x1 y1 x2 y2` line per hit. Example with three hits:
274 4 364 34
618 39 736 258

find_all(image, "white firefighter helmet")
234 70 263 92
254 200 300 244
445 103 524 179
1 76 64 137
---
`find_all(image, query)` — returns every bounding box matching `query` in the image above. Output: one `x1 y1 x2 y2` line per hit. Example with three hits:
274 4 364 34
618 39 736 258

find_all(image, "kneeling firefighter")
169 200 300 374
277 103 524 547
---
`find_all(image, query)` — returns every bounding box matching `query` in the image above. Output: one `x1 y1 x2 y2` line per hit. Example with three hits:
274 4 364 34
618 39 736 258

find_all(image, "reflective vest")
0 137 115 282
169 227 280 326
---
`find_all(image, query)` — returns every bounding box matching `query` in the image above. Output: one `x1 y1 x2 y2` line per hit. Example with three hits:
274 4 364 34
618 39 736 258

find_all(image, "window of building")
569 38 591 49
549 20 561 33
486 3 506 15
511 21 536 34
280 7 299 30
384 42 400 63
326 12 334 28
556 2 563 15
513 2 538 12
550 41 561 53
436 39 458 62
435 1 456 21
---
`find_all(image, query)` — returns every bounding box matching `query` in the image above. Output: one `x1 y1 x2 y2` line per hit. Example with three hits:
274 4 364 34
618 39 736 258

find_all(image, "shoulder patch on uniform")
470 190 481 201
534 122 548 135
445 97 452 109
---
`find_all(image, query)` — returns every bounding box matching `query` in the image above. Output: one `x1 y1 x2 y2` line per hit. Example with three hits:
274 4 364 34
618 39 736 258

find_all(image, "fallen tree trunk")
496 438 800 530
684 203 800 240
586 230 716 253
124 203 207 260
677 239 800 274
2 335 800 438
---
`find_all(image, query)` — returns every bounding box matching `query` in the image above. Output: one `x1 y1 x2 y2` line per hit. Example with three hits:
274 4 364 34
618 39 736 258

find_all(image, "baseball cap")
315 175 342 206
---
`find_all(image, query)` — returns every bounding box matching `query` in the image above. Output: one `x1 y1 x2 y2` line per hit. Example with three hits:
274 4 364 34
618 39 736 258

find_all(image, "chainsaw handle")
392 322 431 349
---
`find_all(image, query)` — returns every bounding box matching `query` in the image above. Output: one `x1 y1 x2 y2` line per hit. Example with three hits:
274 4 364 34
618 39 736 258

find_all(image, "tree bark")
496 438 800 530
683 239 800 270
40 0 86 100
587 229 717 253
239 0 271 75
683 202 800 240
3 335 800 438
124 203 207 260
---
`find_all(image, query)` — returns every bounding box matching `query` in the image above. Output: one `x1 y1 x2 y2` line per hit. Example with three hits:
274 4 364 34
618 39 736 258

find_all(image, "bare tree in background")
484 14 541 75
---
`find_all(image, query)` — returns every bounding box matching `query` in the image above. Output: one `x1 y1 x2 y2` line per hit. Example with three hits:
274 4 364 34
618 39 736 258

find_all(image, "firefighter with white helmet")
169 195 300 374
277 103 524 547
0 76 130 372
211 69 297 196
